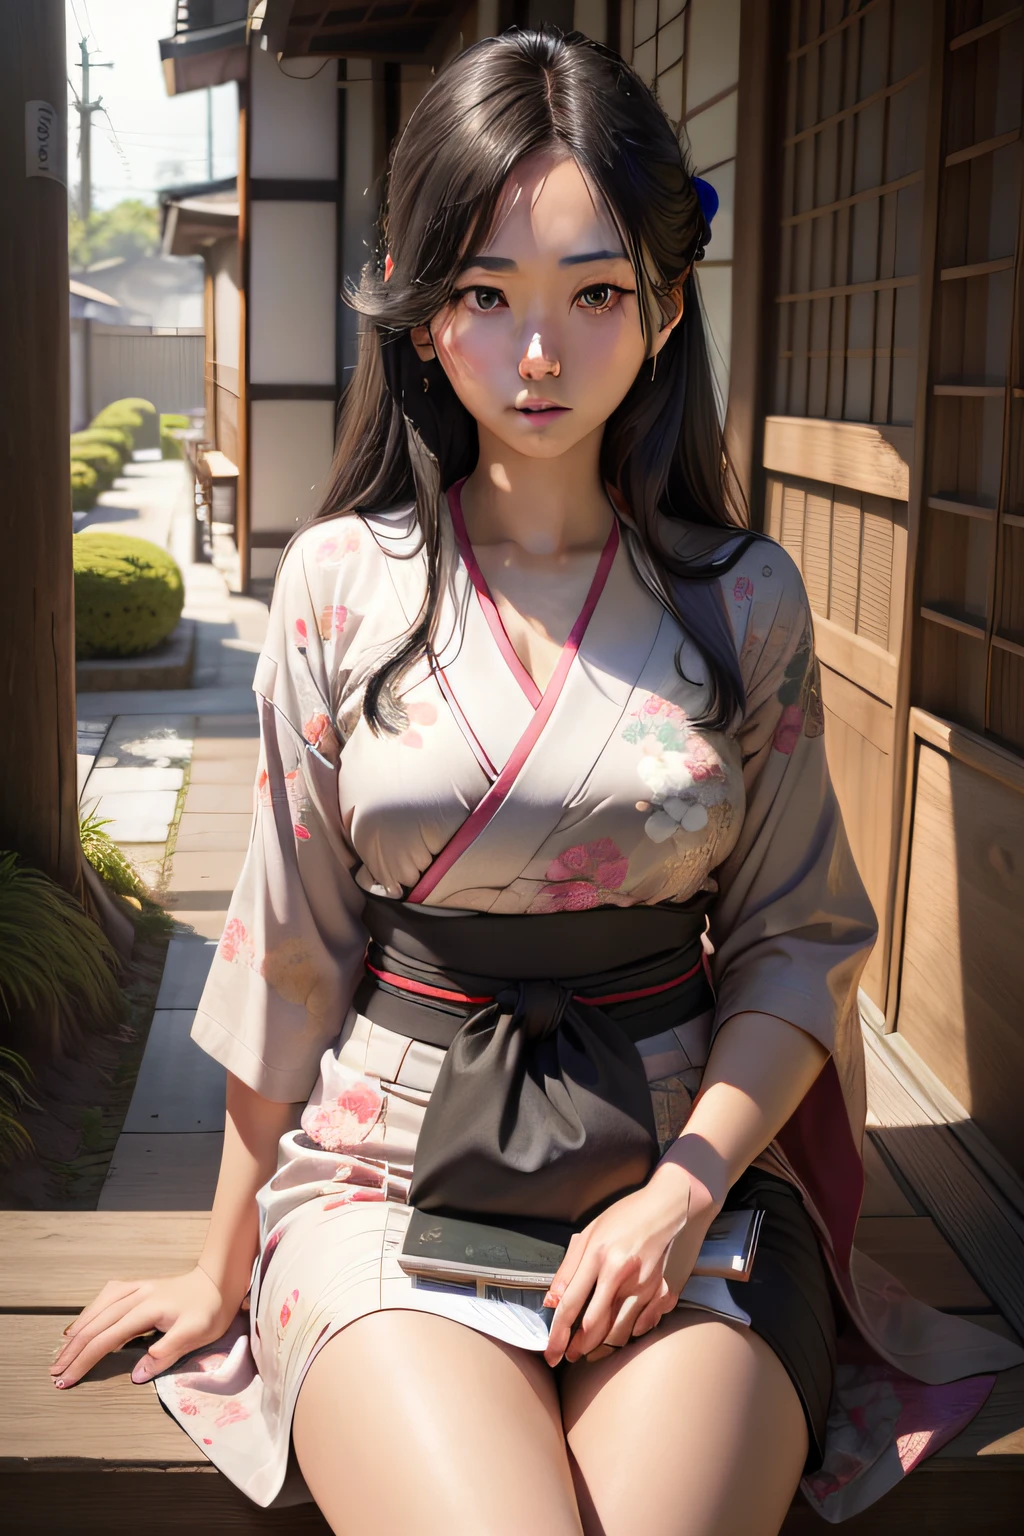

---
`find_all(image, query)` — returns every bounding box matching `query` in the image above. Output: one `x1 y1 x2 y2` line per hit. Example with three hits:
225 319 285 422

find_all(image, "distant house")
70 278 123 430
157 2 1024 1192
159 177 242 472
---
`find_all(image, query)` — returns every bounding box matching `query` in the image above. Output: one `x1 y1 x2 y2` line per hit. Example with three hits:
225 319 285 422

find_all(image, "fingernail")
54 1378 66 1389
132 1364 150 1383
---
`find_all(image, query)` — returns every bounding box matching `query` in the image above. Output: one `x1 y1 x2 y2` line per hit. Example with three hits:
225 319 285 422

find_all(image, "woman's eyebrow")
458 248 629 273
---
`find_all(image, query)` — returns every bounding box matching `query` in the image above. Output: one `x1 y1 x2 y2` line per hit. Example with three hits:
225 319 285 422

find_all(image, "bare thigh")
292 1309 583 1536
559 1311 809 1536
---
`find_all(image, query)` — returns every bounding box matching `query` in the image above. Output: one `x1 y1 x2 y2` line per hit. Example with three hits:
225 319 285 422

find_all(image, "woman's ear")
410 323 436 362
650 278 687 361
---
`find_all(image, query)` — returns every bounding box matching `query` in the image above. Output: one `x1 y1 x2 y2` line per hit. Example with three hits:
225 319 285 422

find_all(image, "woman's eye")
577 283 620 311
468 287 505 312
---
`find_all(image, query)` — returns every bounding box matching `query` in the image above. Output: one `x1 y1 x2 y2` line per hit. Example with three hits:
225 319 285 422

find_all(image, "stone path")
75 457 268 1211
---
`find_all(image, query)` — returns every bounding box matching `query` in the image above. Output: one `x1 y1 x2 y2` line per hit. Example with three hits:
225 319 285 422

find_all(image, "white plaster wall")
249 399 337 535
249 42 338 180
211 240 240 369
249 201 337 385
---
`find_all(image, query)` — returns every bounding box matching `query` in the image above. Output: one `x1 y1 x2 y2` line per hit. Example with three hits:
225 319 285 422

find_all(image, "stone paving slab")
174 812 253 852
97 1133 223 1211
94 714 196 768
169 910 229 942
83 764 185 795
181 781 255 815
188 754 260 786
163 849 247 909
122 1010 225 1134
69 685 257 717
155 937 219 1009
86 789 181 844
193 716 259 743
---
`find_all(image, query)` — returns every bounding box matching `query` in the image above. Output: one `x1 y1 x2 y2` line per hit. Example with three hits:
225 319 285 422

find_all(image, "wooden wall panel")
821 692 893 1005
898 737 1024 1175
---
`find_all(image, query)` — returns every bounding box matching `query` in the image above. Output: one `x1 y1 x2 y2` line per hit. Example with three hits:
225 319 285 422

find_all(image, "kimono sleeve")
708 547 879 1057
190 530 368 1103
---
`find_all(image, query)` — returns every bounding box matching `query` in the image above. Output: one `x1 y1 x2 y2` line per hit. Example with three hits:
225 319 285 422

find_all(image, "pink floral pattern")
214 1399 250 1429
315 526 361 566
621 693 689 753
279 1289 299 1330
301 1080 385 1151
318 604 348 640
218 917 255 969
294 618 308 649
398 700 438 749
733 575 754 603
530 838 630 913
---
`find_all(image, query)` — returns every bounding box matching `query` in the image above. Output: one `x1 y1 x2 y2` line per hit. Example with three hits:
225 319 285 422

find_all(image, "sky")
65 0 239 212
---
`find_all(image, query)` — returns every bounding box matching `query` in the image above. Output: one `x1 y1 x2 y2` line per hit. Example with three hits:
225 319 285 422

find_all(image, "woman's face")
413 149 682 460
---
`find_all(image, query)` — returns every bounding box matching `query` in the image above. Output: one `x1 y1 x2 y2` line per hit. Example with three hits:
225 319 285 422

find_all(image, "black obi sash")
352 896 713 1229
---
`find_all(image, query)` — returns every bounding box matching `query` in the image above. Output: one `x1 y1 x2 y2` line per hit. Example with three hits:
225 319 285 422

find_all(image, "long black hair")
313 26 750 734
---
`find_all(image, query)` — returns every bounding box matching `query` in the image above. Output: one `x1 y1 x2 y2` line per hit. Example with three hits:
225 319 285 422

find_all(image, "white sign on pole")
25 101 67 187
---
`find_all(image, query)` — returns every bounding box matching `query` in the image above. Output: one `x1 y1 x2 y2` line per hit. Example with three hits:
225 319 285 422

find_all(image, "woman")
51 29 1022 1535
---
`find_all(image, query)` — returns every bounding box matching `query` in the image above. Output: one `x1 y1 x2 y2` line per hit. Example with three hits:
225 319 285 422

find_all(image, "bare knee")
293 1310 583 1536
562 1315 807 1536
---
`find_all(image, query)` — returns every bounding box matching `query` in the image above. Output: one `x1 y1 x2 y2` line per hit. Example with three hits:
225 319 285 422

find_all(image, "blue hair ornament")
690 175 719 261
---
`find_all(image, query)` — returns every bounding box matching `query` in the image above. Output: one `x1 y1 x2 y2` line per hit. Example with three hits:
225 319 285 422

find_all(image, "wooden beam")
763 416 913 500
813 613 899 706
0 0 82 892
0 1212 208 1310
723 0 783 522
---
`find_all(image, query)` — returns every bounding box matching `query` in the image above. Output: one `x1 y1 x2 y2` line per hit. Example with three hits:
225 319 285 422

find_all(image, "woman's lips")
515 401 569 415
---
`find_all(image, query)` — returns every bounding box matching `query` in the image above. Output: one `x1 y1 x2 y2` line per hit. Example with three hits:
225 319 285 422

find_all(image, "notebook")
399 1205 764 1290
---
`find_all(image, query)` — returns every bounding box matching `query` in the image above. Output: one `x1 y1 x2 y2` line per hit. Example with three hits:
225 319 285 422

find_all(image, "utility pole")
206 86 214 180
74 35 113 220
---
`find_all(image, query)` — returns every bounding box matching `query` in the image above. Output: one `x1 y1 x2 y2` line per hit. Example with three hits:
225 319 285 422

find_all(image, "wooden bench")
3 1192 1022 1534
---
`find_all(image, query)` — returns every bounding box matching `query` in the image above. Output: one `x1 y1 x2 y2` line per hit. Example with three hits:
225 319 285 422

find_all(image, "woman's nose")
518 331 561 380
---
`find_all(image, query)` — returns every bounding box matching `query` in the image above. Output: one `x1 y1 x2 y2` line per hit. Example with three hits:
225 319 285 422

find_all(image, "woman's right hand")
49 1264 242 1389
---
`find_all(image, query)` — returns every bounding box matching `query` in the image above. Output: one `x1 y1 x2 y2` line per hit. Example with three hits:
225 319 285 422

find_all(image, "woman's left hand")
541 1167 720 1367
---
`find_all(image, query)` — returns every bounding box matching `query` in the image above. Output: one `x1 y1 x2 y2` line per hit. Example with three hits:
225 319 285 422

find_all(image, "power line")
67 0 86 44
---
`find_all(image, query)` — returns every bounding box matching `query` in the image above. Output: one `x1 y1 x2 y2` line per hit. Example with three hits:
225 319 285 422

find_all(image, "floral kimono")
153 481 1024 1519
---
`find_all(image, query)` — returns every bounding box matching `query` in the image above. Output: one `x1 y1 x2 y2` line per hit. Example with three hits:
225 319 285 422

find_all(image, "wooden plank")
813 613 898 704
820 663 895 753
763 415 913 499
949 7 1023 51
945 128 1021 168
896 739 1024 1174
920 603 987 638
97 1134 223 1212
0 1315 203 1464
776 273 918 304
829 490 862 630
0 1471 331 1534
0 1212 209 1310
854 1217 992 1310
939 256 1016 282
927 495 998 520
864 1027 1024 1337
861 1133 918 1215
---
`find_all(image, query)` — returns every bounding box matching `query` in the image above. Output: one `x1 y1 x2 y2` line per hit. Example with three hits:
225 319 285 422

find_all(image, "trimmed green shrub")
74 532 185 658
72 425 134 461
92 404 144 448
71 460 99 512
70 441 121 491
160 412 189 460
105 396 158 449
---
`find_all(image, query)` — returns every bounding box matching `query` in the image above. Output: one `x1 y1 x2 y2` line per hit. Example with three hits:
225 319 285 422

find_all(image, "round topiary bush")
70 441 122 491
74 533 185 658
72 425 134 460
160 413 189 461
71 461 99 512
94 398 157 450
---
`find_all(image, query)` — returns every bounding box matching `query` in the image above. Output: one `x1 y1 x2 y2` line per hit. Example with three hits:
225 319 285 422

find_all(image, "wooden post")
0 1 82 894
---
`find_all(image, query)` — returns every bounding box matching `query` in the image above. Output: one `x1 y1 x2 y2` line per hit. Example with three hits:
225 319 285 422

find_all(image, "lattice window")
774 0 930 425
917 0 1024 748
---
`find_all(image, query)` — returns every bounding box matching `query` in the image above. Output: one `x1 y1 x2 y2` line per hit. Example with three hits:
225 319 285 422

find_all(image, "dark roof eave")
159 20 248 96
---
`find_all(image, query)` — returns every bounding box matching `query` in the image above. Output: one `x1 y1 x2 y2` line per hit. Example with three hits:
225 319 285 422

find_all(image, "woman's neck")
459 425 614 556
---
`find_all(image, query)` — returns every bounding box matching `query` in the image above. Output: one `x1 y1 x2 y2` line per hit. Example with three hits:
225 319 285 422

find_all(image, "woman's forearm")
648 1010 829 1211
195 1071 303 1304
